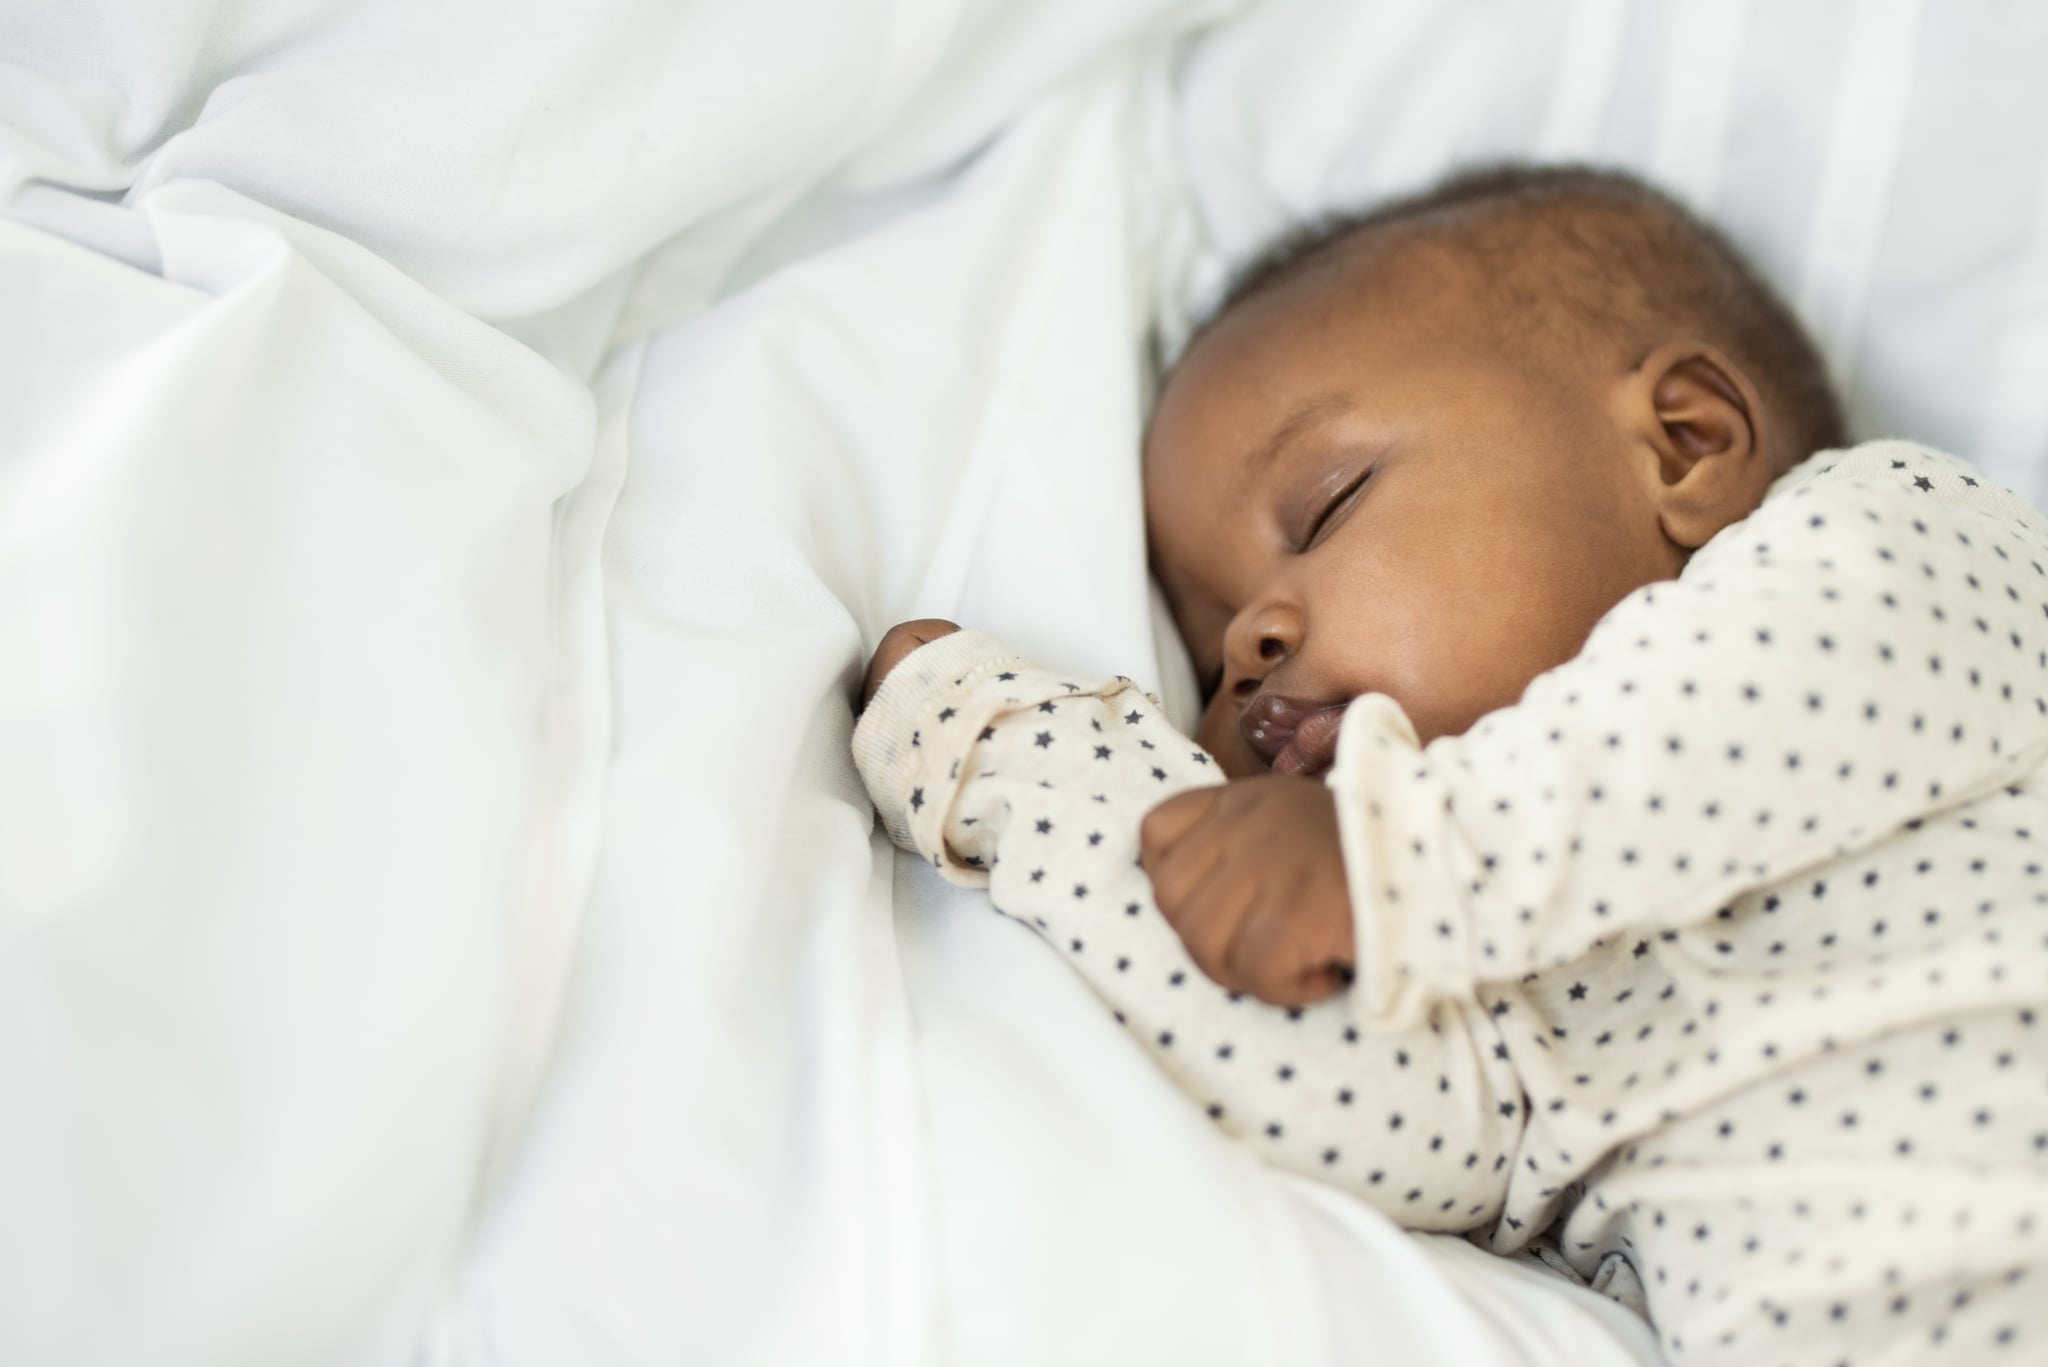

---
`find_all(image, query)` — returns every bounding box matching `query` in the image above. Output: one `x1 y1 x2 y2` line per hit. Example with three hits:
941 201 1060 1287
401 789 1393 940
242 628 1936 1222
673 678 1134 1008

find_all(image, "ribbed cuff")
1328 691 1472 1031
851 629 1027 850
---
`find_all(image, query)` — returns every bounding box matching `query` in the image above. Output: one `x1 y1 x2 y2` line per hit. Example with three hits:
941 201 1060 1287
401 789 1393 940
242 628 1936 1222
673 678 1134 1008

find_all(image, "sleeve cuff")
1327 692 1475 1031
851 629 1027 851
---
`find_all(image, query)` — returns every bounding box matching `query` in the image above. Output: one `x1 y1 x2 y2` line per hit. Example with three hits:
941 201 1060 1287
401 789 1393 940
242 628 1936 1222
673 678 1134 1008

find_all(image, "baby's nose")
1225 601 1304 681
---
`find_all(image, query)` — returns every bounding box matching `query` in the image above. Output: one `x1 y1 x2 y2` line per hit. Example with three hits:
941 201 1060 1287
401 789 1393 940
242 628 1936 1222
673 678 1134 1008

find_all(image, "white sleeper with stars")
852 442 2048 1367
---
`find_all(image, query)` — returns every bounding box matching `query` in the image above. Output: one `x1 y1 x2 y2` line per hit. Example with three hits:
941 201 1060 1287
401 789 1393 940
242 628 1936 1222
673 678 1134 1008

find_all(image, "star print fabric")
1333 440 2048 1034
852 441 2048 1364
1315 440 2048 1360
853 629 1528 1232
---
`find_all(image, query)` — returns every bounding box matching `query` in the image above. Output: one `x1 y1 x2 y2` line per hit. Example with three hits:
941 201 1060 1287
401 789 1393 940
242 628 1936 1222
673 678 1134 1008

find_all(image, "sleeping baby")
850 165 2048 1365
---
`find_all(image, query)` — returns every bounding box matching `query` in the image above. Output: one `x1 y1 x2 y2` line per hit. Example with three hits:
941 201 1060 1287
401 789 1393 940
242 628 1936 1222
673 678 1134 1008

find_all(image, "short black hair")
1202 163 1848 464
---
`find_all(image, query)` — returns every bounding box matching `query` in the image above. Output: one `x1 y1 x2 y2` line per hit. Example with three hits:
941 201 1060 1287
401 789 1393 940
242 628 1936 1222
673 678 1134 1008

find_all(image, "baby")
852 166 2048 1364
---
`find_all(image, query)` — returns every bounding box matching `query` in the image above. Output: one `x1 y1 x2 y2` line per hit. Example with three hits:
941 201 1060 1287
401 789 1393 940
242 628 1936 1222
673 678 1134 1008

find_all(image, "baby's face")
1145 257 1686 778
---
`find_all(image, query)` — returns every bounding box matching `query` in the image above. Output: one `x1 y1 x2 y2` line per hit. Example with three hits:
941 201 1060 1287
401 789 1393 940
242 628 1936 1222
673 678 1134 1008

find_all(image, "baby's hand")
1140 776 1355 1007
860 618 962 710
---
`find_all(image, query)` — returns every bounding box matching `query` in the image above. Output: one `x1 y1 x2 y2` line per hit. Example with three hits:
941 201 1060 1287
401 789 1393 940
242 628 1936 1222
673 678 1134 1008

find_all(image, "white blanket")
0 181 612 1360
9 2 2046 1365
440 57 1658 1365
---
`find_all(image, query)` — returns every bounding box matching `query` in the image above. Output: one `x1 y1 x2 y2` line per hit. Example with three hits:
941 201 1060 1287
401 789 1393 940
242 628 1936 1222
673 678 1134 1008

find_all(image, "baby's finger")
1144 816 1227 928
1225 894 1324 1006
1139 786 1222 870
859 619 961 709
1167 865 1259 992
1285 964 1348 1008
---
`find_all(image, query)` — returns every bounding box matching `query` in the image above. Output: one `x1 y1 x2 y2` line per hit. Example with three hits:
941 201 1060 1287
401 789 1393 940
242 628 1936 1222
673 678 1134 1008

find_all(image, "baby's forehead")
1223 232 1593 384
1197 197 1701 392
1153 239 1548 432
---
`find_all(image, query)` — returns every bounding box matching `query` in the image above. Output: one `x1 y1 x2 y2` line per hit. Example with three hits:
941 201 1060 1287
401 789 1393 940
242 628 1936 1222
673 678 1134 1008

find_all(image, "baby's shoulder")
1774 440 2039 525
1701 439 2048 575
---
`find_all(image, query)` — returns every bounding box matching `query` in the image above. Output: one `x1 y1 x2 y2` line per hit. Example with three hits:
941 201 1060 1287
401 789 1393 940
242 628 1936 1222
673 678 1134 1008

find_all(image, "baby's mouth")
1242 693 1349 777
1271 705 1347 777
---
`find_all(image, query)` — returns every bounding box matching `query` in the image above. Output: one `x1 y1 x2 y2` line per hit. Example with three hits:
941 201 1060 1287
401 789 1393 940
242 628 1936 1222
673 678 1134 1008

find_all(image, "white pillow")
1171 0 2048 501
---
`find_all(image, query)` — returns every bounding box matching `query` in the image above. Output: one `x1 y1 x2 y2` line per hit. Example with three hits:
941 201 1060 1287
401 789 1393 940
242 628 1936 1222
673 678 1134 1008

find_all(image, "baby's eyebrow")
1247 393 1353 476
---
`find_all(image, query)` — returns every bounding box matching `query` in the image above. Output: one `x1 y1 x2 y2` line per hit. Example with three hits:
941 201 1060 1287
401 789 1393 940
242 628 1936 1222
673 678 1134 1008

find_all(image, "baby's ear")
1628 342 1773 550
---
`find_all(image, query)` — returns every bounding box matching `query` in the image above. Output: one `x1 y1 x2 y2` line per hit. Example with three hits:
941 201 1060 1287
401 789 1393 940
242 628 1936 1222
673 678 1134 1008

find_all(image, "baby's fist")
1140 775 1355 1007
861 618 961 710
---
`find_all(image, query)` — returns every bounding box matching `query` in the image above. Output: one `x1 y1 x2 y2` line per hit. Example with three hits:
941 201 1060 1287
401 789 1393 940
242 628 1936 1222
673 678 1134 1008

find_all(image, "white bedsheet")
7 3 2046 1365
0 184 616 1364
440 56 1659 1366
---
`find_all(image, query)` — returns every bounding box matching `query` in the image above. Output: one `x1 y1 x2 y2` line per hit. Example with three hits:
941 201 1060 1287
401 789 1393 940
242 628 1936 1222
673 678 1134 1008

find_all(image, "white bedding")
4 3 2045 1365
1169 0 2048 498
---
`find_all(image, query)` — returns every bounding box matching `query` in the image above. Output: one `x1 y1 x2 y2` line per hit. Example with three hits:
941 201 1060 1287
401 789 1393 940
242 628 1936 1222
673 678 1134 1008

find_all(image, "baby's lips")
1271 704 1347 777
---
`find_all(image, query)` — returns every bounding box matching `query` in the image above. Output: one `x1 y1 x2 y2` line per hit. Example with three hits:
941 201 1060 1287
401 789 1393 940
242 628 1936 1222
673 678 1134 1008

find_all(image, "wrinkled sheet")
1 180 615 1363
5 3 1291 1361
23 2 2047 1365
443 56 1661 1366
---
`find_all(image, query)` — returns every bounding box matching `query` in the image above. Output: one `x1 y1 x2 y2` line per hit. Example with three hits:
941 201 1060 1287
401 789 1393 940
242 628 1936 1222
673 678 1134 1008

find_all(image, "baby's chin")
1198 717 1265 778
1213 747 1265 780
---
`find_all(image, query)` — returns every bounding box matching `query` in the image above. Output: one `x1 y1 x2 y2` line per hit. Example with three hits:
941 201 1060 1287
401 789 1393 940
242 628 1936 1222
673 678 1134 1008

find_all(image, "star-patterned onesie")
852 442 2048 1367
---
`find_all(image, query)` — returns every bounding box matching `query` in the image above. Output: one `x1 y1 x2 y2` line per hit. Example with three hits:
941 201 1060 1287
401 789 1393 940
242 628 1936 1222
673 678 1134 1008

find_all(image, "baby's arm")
853 629 1527 1230
1334 442 2048 1030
